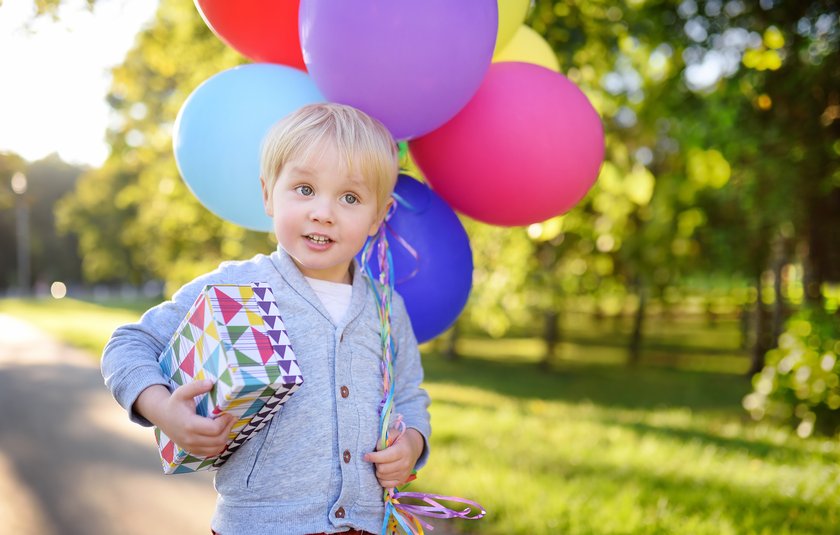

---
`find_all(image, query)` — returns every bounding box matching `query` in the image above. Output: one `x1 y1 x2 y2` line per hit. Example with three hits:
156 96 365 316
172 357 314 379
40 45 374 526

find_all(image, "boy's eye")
295 185 314 196
342 193 359 205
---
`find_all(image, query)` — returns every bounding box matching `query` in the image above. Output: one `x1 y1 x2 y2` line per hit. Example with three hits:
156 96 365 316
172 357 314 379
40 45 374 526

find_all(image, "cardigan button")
335 506 346 519
343 449 351 463
340 386 350 398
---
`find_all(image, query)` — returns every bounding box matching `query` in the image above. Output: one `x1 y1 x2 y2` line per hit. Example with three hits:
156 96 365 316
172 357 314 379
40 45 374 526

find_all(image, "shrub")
743 306 840 437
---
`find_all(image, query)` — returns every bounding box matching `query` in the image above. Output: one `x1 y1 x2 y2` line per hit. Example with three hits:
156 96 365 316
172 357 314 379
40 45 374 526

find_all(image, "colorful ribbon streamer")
384 191 421 285
361 200 486 535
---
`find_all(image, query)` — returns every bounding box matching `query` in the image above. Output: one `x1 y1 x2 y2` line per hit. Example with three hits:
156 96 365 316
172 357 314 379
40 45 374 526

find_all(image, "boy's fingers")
364 449 393 463
221 413 238 435
186 440 227 457
173 379 213 401
185 417 222 437
206 414 232 435
183 419 233 450
376 463 407 479
185 412 233 438
376 472 406 488
185 436 225 451
210 413 237 439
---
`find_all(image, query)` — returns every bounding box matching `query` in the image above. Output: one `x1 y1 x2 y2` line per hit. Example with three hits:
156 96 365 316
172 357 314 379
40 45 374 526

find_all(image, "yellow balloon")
493 25 560 72
495 0 531 55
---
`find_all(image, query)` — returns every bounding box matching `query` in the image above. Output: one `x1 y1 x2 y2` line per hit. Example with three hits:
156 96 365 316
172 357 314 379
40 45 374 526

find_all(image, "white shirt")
305 276 353 324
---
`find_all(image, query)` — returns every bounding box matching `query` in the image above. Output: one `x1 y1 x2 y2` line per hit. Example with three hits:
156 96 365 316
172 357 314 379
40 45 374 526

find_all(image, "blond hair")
260 103 399 212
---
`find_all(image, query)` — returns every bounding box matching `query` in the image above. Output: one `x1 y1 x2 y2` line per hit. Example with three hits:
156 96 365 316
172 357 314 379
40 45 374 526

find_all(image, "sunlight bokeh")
0 0 157 166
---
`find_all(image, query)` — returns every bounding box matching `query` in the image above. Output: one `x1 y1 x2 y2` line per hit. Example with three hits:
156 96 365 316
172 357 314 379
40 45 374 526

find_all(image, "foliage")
55 0 275 294
47 0 838 315
0 152 27 289
744 306 840 437
0 152 85 291
460 220 536 337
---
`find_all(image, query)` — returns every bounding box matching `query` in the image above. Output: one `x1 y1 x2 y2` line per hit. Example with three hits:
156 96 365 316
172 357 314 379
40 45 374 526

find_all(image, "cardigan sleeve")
100 268 231 426
390 292 432 470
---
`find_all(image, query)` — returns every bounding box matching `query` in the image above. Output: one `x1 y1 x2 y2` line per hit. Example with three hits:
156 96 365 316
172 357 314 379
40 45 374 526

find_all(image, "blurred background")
0 0 838 534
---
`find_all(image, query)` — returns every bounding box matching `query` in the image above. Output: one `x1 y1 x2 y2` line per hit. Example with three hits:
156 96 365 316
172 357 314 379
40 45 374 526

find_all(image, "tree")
56 0 274 294
521 0 839 371
0 152 29 291
0 152 85 292
655 0 840 372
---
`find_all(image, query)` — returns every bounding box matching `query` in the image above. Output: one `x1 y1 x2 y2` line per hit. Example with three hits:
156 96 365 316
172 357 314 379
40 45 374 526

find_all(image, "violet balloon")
410 62 605 227
299 0 497 140
358 175 473 343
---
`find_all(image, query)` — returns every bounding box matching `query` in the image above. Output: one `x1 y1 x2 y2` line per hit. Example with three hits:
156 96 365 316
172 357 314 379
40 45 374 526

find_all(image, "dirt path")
0 313 217 535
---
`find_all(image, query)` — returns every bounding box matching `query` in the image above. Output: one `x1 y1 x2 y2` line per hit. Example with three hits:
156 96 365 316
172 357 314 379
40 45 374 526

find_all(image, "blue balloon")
359 175 473 343
173 64 325 231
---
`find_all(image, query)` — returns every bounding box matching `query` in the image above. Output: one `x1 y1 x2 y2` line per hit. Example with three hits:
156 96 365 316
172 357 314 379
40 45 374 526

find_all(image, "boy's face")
261 142 390 284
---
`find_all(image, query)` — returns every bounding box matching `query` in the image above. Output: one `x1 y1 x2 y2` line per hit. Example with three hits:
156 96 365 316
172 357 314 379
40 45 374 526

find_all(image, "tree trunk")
748 271 773 377
705 297 717 327
611 311 623 333
628 279 646 366
803 195 828 307
444 321 460 361
771 237 788 342
739 305 750 350
540 309 560 370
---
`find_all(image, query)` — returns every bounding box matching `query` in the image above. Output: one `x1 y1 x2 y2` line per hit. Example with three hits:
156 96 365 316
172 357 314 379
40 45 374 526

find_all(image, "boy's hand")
136 381 237 458
363 428 425 489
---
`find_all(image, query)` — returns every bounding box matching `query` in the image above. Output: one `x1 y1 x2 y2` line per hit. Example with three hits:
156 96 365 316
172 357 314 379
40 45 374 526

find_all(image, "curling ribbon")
385 191 421 285
361 201 486 535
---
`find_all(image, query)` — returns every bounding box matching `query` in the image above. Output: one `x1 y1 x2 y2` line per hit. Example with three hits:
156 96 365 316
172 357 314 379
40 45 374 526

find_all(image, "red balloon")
195 0 305 70
410 62 605 227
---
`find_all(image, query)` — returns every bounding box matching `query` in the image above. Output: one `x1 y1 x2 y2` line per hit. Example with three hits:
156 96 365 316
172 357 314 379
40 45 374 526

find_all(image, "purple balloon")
299 0 498 140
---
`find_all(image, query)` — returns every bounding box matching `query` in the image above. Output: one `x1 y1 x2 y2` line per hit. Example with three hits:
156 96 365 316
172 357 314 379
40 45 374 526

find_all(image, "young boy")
101 103 431 535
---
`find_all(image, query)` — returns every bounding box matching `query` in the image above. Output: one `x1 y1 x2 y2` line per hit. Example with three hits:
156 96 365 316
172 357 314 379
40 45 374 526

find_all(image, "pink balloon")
409 62 605 227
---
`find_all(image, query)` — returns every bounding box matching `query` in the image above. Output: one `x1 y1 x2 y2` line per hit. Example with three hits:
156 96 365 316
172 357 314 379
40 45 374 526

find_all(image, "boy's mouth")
305 234 333 245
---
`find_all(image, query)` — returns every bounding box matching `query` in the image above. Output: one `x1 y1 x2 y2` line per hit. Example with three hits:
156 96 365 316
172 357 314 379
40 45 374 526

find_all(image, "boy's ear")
260 176 273 216
368 197 395 236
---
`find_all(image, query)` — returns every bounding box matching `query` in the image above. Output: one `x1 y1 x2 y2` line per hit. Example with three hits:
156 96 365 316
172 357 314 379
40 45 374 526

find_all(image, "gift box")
154 282 303 474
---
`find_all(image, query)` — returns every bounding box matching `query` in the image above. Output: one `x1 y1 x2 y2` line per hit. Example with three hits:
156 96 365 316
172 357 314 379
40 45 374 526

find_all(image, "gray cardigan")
101 247 431 534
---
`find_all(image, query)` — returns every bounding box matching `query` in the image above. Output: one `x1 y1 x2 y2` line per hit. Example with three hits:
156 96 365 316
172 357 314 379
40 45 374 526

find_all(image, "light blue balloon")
173 63 325 231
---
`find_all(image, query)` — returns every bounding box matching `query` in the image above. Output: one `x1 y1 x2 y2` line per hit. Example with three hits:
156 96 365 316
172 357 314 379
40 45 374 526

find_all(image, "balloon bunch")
173 0 604 342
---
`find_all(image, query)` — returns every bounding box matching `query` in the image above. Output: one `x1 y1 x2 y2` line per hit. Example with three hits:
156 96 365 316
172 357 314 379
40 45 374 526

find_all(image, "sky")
0 0 158 167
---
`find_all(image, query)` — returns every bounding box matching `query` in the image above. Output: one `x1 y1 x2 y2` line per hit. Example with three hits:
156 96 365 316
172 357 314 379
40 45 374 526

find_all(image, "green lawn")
417 351 839 534
0 297 158 355
2 297 837 534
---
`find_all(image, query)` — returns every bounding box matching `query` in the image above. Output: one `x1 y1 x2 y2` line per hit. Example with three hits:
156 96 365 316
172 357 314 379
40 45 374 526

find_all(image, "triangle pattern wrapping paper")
154 282 304 474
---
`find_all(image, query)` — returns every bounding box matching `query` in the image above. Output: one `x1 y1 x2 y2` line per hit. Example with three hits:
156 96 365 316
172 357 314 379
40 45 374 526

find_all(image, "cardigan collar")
269 245 371 328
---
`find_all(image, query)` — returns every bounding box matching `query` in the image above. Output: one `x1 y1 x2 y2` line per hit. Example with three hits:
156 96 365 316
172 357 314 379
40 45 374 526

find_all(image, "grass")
0 297 159 355
2 297 838 534
416 352 840 534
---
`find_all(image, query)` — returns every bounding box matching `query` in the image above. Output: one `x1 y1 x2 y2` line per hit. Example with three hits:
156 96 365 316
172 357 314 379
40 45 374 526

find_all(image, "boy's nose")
309 199 335 224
